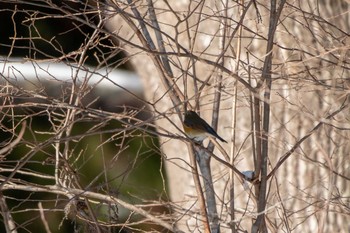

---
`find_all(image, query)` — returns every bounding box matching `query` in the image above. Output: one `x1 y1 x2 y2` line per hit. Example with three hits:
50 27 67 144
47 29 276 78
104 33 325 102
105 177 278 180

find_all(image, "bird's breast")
183 124 207 141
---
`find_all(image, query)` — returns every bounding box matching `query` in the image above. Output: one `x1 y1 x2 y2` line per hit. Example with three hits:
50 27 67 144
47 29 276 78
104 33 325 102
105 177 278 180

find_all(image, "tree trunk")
105 0 350 232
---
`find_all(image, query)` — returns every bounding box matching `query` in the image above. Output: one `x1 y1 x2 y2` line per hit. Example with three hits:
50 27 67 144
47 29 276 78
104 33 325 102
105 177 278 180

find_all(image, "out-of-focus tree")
1 0 350 233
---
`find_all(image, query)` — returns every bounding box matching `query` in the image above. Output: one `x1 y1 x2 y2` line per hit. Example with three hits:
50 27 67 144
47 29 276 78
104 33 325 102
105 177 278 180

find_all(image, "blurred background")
0 1 169 232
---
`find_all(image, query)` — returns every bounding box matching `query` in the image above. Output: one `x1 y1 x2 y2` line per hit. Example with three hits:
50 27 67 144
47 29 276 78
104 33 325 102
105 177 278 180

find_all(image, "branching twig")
267 97 349 180
2 183 182 232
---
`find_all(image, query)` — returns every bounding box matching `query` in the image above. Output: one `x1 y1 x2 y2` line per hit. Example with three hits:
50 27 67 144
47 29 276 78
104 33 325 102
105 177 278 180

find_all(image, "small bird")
183 111 227 143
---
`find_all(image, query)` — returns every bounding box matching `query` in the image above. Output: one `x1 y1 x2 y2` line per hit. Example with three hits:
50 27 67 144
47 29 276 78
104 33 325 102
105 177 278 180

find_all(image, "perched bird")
183 111 227 143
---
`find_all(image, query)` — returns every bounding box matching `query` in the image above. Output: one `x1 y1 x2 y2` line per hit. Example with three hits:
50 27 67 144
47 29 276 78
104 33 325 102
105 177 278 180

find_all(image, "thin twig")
38 202 52 233
2 183 181 232
0 193 17 233
0 120 26 156
267 97 349 180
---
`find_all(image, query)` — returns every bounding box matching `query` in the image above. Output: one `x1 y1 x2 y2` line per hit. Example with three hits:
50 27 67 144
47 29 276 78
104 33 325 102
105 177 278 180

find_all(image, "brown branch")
253 1 287 232
187 143 211 233
0 120 26 156
2 183 182 232
267 97 349 180
38 202 52 233
0 193 17 233
122 0 184 109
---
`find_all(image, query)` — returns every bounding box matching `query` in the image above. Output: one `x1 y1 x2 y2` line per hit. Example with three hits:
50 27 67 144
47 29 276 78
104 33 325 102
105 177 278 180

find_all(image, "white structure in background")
1 58 143 108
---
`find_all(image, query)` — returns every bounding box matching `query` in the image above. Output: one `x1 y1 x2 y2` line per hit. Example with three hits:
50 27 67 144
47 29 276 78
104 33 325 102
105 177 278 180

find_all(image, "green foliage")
0 109 167 233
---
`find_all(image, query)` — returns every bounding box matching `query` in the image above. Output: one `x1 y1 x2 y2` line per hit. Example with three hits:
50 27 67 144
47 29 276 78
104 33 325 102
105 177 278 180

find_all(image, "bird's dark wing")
203 123 227 143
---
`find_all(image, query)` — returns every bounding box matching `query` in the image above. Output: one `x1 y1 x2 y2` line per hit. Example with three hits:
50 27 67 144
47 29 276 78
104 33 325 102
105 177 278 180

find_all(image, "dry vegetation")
1 0 350 232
